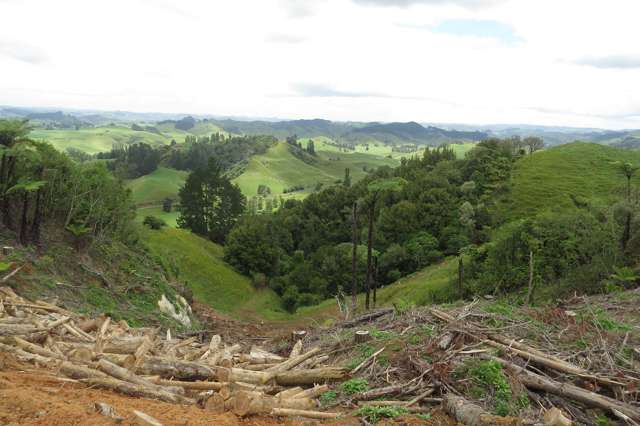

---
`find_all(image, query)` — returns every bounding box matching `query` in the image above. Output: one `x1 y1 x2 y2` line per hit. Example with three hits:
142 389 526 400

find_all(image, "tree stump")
354 330 370 344
291 330 306 343
2 246 13 256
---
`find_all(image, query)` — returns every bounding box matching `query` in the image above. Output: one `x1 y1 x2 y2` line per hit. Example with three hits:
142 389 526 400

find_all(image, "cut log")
204 393 226 414
59 361 109 380
132 410 163 426
341 308 393 328
292 384 329 399
217 367 272 385
275 387 304 399
351 346 385 374
232 391 315 416
438 332 454 350
96 359 183 395
544 407 572 426
0 341 53 365
489 356 640 422
103 337 146 355
297 355 329 370
290 340 303 358
354 330 371 344
137 356 216 381
291 330 307 343
94 317 111 353
13 337 65 360
98 353 136 369
67 347 95 363
354 384 404 401
271 408 339 420
84 377 194 405
95 402 124 422
133 333 155 370
275 367 350 386
444 394 523 426
265 347 321 378
150 378 226 391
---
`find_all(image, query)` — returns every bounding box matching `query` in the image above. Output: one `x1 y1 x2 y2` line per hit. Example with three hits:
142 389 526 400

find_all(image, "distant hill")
344 121 487 145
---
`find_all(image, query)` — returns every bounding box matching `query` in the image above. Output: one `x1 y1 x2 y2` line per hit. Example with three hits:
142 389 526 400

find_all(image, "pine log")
275 387 304 399
94 402 124 422
136 356 216 380
217 367 272 385
275 367 350 386
489 356 640 422
98 353 136 369
291 330 307 343
297 354 329 370
59 361 109 380
96 359 184 395
444 394 523 426
232 391 315 416
94 317 111 353
103 337 145 355
67 347 95 363
132 410 163 426
271 408 340 420
0 324 42 336
290 340 303 358
0 341 53 365
84 377 195 405
544 408 572 426
150 378 226 391
341 308 393 328
204 393 226 414
354 384 404 401
13 337 65 360
133 333 155 369
265 347 321 378
292 384 329 399
243 363 278 371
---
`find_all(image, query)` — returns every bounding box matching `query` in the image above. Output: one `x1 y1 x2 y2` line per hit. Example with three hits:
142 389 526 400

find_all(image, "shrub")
143 215 166 230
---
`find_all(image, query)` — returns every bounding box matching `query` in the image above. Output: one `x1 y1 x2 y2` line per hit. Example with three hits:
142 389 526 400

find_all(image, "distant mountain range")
3 105 640 148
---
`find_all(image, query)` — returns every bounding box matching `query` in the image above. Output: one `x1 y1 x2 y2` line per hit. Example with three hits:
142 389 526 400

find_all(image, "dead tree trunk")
30 168 45 246
351 202 358 315
525 250 535 305
458 255 464 297
365 202 374 310
373 256 378 308
19 191 29 245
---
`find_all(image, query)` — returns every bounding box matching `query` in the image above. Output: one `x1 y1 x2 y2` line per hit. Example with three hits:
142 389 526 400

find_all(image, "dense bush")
143 215 166 230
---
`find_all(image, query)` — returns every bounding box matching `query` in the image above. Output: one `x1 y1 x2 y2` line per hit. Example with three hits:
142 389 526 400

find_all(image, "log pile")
0 286 347 420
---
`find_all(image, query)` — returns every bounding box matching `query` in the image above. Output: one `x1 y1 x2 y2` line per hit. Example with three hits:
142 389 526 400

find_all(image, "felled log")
150 378 226 391
84 377 195 405
290 340 303 358
265 347 321 378
544 407 572 426
203 393 227 413
98 353 136 369
271 408 339 420
243 363 277 371
103 337 146 355
132 410 163 426
94 317 111 353
341 308 393 328
0 342 53 365
95 402 124 422
232 391 315 416
292 384 329 399
59 361 109 380
13 337 65 360
275 387 304 399
490 356 640 422
354 384 405 401
136 356 216 381
96 359 183 395
217 367 272 385
133 333 155 369
0 324 43 336
291 330 307 343
444 394 523 426
275 367 350 386
67 347 95 363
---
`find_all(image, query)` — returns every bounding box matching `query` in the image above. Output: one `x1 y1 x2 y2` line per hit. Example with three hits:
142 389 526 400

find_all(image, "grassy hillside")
136 206 179 227
497 142 640 221
233 141 398 196
127 167 188 206
142 227 290 320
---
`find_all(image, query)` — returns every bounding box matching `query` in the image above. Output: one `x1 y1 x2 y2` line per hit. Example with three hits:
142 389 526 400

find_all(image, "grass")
127 167 188 206
497 142 640 221
233 141 398 197
136 206 179 228
142 227 292 320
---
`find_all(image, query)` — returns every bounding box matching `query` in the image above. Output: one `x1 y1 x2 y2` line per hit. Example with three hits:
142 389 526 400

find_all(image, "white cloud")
1 0 640 129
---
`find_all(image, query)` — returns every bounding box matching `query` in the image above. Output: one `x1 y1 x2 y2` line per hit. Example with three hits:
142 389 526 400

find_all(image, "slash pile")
0 285 348 422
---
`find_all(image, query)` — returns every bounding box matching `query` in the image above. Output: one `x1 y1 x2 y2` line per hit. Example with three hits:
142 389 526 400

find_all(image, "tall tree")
177 158 245 243
351 201 358 315
612 161 640 251
363 177 406 310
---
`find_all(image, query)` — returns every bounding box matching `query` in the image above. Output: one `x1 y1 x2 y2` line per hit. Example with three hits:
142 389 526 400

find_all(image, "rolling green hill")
233 141 398 196
497 142 640 221
126 167 188 206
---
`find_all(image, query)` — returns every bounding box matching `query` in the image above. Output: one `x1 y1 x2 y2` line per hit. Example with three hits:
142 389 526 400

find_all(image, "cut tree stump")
354 330 370 344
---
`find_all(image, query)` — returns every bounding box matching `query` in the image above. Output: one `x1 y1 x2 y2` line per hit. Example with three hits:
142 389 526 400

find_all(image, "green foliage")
354 406 408 423
142 215 166 230
178 159 245 244
416 413 432 421
319 390 338 406
459 359 528 416
0 262 11 273
341 378 369 395
345 345 376 370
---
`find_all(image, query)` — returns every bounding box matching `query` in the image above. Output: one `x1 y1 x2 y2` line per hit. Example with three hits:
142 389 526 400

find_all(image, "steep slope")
142 228 289 320
497 142 640 221
126 167 188 206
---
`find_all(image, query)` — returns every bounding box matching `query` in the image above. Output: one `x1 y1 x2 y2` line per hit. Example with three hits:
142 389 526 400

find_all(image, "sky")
1 0 640 129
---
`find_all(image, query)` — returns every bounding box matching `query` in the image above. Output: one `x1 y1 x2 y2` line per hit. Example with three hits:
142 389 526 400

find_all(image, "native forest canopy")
2 105 640 423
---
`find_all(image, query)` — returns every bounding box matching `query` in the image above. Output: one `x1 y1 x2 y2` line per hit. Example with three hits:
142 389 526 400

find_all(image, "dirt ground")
0 353 456 426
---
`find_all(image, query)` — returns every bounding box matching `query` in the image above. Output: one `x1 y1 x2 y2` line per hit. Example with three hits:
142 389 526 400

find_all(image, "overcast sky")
1 0 640 129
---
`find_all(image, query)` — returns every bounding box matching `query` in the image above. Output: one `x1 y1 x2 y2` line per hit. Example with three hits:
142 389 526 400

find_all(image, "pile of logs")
0 286 348 421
